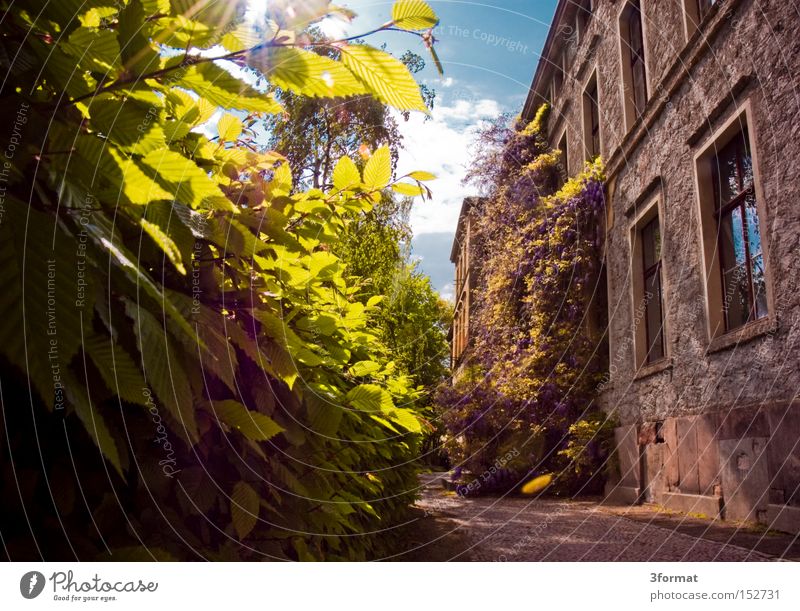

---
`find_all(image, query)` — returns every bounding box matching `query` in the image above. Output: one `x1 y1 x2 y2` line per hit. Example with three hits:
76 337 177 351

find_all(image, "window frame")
682 0 717 40
576 0 593 42
618 0 650 132
556 126 569 185
629 194 669 369
582 69 601 160
711 128 767 331
641 217 665 363
692 100 773 342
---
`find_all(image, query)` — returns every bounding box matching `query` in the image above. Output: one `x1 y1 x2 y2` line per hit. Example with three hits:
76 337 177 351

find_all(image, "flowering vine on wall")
437 105 615 495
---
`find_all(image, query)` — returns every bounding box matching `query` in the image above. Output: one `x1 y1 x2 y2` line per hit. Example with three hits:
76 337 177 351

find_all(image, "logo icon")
20 571 45 599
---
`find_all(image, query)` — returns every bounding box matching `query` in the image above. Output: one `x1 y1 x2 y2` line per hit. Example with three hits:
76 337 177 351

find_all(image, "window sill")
706 317 777 355
634 357 673 381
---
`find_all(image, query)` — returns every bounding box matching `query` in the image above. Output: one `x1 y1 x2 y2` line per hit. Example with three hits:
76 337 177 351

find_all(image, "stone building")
449 197 483 380
519 0 800 532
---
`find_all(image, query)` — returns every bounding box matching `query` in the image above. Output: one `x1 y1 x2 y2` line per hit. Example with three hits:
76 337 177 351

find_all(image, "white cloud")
439 282 456 303
395 95 503 235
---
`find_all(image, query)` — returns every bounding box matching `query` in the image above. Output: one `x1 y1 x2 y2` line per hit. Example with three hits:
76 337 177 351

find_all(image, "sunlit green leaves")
141 149 235 211
254 47 366 98
176 63 283 114
346 383 394 412
0 0 438 561
362 145 391 191
217 113 243 143
332 156 361 191
349 360 381 377
392 0 439 30
213 400 284 442
340 45 429 112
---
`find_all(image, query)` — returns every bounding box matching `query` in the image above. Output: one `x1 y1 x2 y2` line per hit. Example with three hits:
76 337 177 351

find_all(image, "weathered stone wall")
533 0 800 531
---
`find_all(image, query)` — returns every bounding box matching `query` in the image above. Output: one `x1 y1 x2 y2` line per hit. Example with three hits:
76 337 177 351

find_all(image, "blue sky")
330 0 559 298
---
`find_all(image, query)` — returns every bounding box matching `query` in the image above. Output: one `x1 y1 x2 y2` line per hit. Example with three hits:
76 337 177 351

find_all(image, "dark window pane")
698 0 717 21
586 82 600 157
744 192 762 257
712 139 740 208
740 133 754 189
751 254 768 320
631 61 647 115
644 270 664 362
723 264 750 330
642 218 661 269
627 1 647 115
719 207 746 268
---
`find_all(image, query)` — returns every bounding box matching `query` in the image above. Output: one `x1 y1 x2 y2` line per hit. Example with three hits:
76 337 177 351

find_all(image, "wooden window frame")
557 127 569 185
629 194 668 369
641 217 665 364
582 69 601 160
693 100 773 342
576 0 593 42
711 128 766 331
683 0 717 40
618 0 650 132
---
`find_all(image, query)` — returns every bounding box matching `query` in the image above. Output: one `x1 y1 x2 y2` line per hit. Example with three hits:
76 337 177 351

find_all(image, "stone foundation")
605 402 800 534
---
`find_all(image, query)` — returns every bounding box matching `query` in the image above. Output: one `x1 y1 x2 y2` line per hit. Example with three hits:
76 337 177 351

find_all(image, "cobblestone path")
412 475 777 561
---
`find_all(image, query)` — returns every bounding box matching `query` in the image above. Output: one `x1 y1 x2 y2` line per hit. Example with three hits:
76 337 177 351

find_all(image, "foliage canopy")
0 0 443 560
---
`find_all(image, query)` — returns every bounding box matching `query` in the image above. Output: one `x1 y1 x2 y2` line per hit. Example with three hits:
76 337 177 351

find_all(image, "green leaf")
213 400 284 442
345 384 393 412
127 303 199 444
391 0 439 30
332 156 360 191
141 149 235 211
84 334 148 406
140 218 187 274
63 26 121 71
255 48 366 98
383 406 422 433
305 387 343 436
231 481 260 540
63 372 126 479
340 45 428 113
220 23 264 52
408 170 437 181
391 182 424 197
362 145 391 191
176 63 283 114
217 113 243 143
348 360 381 377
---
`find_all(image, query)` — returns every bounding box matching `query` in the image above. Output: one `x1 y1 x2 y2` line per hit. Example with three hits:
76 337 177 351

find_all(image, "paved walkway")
404 473 796 561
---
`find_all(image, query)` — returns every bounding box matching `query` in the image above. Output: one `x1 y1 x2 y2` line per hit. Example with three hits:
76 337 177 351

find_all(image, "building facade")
449 197 482 380
519 0 800 531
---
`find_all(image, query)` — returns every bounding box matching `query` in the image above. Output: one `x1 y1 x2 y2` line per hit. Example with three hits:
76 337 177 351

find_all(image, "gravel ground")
409 474 781 561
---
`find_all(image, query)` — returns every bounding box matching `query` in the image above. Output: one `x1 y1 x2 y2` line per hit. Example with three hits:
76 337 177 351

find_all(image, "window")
694 103 770 341
641 217 664 363
627 2 647 117
551 58 564 101
683 0 717 39
711 128 767 331
619 1 648 130
557 129 568 186
576 0 593 41
583 73 600 159
629 197 667 368
697 0 717 20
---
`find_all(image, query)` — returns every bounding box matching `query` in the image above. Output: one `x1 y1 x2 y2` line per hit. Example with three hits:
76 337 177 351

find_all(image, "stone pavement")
400 473 798 561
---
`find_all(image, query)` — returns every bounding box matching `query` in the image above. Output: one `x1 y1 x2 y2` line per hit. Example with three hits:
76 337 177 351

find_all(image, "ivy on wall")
437 105 613 494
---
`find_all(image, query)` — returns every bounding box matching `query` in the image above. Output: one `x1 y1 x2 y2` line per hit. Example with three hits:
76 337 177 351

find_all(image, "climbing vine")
438 105 612 493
